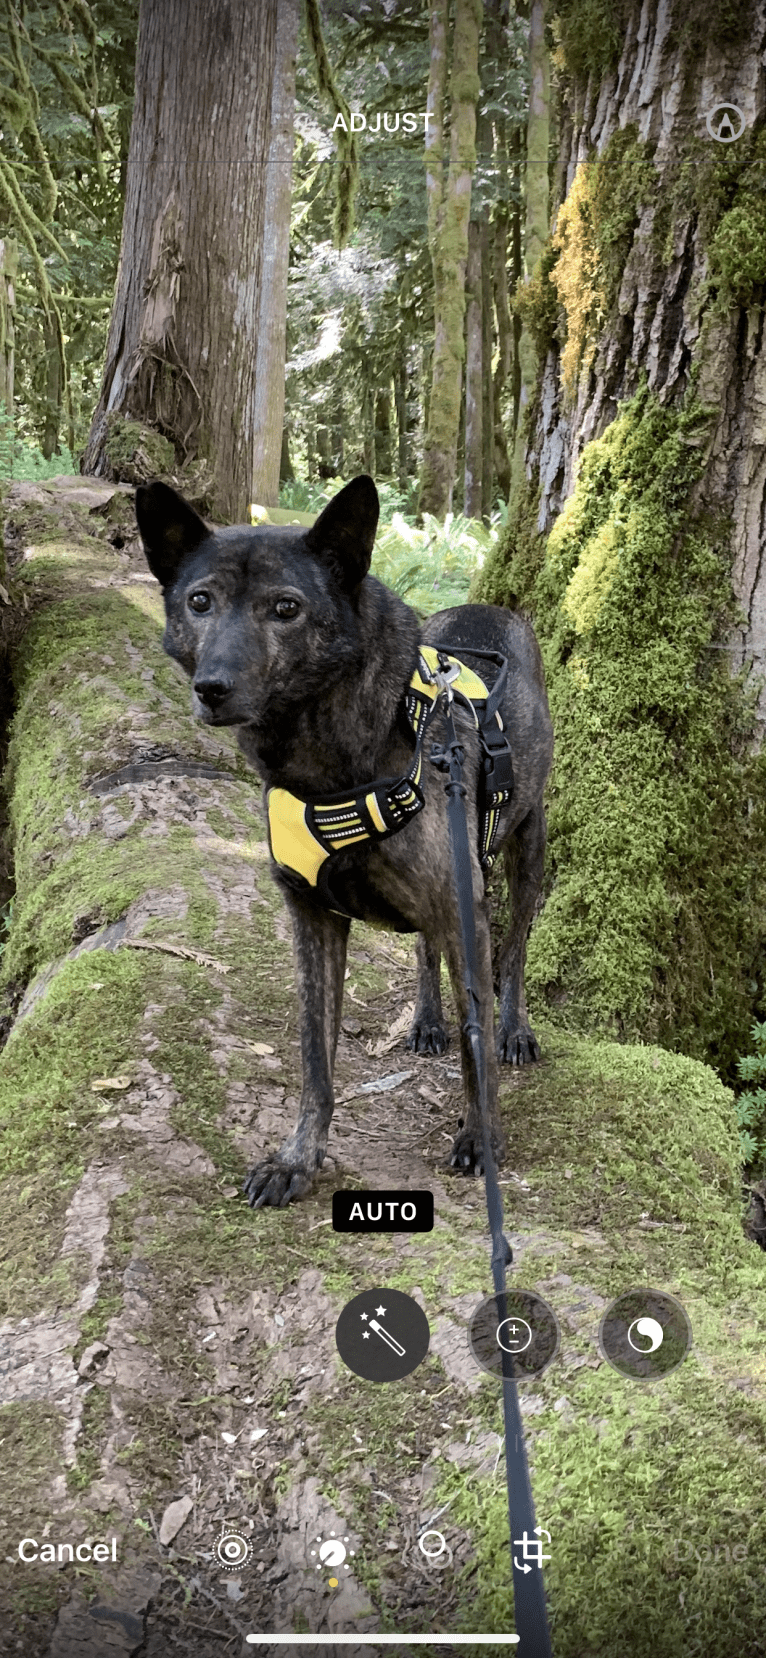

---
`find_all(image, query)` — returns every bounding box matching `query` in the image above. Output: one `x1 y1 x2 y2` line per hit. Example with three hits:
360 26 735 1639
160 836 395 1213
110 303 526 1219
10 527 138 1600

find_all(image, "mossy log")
0 481 765 1654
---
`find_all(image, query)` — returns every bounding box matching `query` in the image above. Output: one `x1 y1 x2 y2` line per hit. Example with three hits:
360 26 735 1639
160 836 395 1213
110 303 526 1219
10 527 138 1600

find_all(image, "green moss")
67 1386 113 1492
484 384 766 1074
0 1402 69 1623
557 0 750 80
103 415 175 481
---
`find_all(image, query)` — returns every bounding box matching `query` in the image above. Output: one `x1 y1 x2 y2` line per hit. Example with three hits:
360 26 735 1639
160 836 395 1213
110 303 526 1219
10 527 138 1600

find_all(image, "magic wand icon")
368 1318 406 1356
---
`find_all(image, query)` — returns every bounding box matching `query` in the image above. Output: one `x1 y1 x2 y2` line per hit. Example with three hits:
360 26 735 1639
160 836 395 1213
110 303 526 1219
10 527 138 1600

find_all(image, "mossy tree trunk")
82 0 278 524
509 0 550 495
478 0 766 1068
41 318 62 461
518 0 766 710
0 238 16 422
251 0 300 509
463 216 483 517
418 0 482 521
374 384 393 476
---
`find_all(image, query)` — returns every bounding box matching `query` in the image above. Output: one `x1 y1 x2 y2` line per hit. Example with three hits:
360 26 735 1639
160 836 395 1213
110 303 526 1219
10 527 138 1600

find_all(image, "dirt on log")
0 478 765 1656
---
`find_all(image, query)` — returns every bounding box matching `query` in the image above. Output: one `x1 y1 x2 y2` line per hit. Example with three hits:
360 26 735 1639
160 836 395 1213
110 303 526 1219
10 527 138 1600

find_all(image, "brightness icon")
309 1531 355 1575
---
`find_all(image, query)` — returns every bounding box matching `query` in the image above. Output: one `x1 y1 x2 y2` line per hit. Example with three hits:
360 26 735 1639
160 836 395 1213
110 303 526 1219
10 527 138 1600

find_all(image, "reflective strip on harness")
266 647 513 907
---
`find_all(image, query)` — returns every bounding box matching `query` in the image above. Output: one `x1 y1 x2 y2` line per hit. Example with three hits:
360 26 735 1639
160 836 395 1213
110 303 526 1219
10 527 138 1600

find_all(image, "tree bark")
509 0 550 493
82 0 278 524
374 384 393 476
251 0 300 508
41 317 62 460
481 208 494 519
523 0 766 719
492 121 514 499
418 0 482 520
0 238 16 422
395 348 409 489
464 216 483 517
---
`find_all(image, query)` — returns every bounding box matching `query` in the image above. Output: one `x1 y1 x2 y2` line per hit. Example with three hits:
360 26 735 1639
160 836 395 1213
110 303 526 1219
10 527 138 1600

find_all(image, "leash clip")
432 657 461 703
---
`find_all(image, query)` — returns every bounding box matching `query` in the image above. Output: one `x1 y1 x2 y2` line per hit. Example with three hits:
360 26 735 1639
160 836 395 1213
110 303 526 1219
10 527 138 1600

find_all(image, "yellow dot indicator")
328 1576 339 1588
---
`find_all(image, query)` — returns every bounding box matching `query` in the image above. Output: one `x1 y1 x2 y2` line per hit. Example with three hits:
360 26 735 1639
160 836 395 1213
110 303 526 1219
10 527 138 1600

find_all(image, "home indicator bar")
246 1637 520 1646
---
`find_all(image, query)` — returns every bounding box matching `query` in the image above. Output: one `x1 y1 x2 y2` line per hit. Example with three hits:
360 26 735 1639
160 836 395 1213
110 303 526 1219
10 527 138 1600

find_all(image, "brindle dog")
136 476 553 1208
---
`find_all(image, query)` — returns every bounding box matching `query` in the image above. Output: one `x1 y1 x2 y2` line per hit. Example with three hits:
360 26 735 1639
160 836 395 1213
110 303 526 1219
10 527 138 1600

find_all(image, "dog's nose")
194 676 232 709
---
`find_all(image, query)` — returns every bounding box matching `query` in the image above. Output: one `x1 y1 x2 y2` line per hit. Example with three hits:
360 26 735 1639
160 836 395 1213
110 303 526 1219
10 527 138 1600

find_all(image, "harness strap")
266 645 515 913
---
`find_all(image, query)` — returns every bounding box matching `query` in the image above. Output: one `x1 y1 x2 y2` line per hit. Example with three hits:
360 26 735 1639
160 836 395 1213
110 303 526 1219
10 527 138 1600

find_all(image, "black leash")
430 674 553 1658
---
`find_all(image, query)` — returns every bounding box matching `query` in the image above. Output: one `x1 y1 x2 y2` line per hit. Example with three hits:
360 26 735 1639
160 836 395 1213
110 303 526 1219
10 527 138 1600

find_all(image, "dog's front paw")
496 1025 541 1066
449 1120 506 1175
243 1156 315 1210
406 1015 449 1056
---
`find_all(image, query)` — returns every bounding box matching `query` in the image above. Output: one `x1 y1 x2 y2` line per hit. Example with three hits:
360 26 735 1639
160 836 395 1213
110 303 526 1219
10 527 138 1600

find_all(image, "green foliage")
0 0 138 452
0 406 75 479
372 509 497 616
483 381 766 1076
736 1020 766 1170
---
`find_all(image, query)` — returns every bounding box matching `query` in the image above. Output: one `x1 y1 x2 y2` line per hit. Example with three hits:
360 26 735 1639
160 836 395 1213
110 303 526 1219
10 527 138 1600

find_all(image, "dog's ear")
136 481 209 588
306 475 379 590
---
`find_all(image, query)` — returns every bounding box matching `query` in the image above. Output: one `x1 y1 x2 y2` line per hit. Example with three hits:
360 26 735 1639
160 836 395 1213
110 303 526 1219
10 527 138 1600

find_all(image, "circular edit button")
598 1289 692 1380
469 1291 560 1379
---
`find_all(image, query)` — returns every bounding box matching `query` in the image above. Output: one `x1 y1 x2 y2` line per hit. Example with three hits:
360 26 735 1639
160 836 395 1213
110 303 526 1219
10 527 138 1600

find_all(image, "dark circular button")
468 1290 560 1379
335 1287 430 1382
598 1289 692 1380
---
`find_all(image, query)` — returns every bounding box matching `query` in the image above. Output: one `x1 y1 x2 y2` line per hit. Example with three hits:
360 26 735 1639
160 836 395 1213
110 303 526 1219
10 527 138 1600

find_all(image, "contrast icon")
335 1288 430 1382
704 103 746 143
213 1529 253 1572
469 1291 559 1379
599 1289 692 1379
627 1316 664 1354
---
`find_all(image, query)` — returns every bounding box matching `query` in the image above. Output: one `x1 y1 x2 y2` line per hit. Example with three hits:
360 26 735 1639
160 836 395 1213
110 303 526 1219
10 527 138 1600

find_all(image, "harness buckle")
432 657 461 702
481 723 514 797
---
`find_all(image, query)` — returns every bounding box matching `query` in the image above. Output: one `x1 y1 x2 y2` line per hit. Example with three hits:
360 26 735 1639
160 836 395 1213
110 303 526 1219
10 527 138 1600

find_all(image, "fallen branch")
120 938 231 974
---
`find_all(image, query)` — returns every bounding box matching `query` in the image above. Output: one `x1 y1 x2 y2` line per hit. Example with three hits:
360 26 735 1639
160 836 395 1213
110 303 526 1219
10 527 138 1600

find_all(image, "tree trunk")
361 374 374 475
251 0 300 508
279 425 295 484
395 348 408 490
481 208 494 519
41 318 62 461
0 238 16 422
374 384 393 476
82 0 278 524
492 122 514 499
418 0 482 520
528 0 766 711
479 0 766 1069
464 216 483 518
331 383 344 476
509 0 550 492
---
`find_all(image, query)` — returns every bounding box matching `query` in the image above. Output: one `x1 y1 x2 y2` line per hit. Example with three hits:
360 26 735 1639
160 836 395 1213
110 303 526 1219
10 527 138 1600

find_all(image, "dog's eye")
274 597 300 620
188 591 211 613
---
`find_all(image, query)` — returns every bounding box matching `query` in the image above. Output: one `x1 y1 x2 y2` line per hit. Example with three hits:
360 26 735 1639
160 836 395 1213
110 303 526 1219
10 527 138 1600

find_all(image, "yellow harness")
266 645 513 916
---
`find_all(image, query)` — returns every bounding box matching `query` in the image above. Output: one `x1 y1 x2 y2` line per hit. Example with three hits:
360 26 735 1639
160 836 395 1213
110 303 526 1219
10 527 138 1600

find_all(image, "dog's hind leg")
243 898 350 1209
406 935 449 1055
443 900 507 1174
496 800 546 1065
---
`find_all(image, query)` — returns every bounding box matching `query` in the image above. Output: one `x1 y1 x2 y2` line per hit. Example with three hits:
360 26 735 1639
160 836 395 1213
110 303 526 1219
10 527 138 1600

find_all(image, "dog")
136 475 553 1208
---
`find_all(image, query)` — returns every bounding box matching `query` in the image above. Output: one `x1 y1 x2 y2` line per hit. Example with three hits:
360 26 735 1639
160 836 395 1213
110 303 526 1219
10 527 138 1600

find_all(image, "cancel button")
332 1189 434 1233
